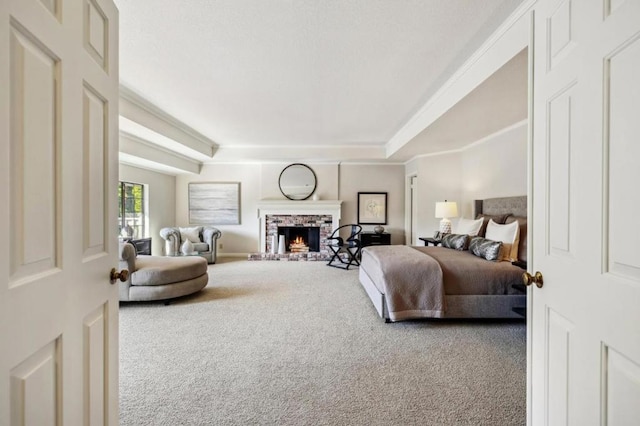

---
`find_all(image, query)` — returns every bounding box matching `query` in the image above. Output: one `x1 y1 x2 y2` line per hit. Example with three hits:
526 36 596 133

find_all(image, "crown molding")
403 119 528 165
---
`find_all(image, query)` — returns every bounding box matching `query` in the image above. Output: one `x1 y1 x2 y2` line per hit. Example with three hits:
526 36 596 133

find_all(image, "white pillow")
485 219 519 261
179 226 201 244
453 217 483 236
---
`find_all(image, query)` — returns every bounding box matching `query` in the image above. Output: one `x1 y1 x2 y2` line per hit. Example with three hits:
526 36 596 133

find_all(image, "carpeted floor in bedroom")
119 258 526 426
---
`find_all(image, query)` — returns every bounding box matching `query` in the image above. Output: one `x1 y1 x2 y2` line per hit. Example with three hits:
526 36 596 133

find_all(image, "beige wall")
260 163 339 200
119 164 176 256
460 123 528 217
406 122 527 241
338 164 406 244
410 153 463 242
174 162 406 255
175 163 342 255
176 164 262 255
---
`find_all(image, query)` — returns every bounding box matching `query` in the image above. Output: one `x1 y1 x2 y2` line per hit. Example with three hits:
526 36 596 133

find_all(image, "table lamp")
435 200 458 234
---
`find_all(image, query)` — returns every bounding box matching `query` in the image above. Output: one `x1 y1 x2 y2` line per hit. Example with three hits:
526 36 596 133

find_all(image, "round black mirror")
278 163 317 200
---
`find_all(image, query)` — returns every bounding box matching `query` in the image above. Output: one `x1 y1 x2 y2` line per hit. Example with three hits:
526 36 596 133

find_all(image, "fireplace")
278 226 320 253
254 200 342 260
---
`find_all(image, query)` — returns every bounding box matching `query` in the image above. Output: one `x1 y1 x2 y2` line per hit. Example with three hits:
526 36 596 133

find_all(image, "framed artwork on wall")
357 192 387 225
189 182 241 225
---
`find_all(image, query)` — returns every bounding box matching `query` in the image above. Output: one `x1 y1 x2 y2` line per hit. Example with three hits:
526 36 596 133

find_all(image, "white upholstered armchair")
159 226 222 264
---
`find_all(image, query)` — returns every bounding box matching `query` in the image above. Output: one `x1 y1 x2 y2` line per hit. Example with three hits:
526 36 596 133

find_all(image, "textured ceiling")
116 0 524 158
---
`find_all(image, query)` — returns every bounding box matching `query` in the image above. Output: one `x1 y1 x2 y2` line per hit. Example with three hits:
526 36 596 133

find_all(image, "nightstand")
360 232 391 247
418 237 440 246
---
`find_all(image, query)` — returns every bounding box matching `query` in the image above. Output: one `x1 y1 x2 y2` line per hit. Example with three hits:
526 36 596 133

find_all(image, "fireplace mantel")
257 200 342 253
257 200 342 215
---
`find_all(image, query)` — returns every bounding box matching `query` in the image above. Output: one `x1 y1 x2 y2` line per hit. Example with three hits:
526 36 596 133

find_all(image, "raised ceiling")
116 0 526 166
389 48 528 161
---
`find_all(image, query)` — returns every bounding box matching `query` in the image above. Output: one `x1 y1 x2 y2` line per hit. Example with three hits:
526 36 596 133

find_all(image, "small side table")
418 237 440 246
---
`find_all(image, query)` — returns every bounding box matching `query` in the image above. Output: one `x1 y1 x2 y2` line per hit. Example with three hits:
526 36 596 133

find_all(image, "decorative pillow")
453 217 483 236
485 219 520 261
469 237 502 261
179 226 201 244
475 214 509 237
505 215 527 263
441 233 469 251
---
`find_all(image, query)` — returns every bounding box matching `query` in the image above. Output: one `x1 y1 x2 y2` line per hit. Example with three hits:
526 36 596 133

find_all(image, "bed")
358 196 528 322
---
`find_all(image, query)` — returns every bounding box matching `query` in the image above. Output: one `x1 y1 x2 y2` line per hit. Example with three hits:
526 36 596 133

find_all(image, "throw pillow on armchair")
159 226 222 263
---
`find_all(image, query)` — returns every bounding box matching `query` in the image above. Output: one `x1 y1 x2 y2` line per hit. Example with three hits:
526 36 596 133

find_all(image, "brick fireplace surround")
249 200 342 261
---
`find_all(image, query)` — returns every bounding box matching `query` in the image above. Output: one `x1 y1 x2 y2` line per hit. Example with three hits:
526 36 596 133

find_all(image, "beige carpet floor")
119 259 526 426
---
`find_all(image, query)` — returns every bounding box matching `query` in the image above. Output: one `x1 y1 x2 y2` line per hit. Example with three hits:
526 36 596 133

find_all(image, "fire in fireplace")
278 226 320 253
289 236 308 253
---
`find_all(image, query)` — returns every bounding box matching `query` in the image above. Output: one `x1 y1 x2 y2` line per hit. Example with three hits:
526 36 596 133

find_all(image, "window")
118 181 145 238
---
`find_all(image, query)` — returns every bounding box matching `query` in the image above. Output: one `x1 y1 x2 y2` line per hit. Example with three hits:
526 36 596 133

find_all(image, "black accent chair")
327 224 362 270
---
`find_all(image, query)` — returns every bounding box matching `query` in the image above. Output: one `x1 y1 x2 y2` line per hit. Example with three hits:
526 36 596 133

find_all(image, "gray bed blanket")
413 247 525 295
361 246 445 321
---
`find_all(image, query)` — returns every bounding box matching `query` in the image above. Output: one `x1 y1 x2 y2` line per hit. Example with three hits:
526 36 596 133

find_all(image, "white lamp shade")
435 201 458 219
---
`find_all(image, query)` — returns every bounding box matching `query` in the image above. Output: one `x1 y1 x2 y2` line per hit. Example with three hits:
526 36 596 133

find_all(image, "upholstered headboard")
475 196 527 217
474 196 528 263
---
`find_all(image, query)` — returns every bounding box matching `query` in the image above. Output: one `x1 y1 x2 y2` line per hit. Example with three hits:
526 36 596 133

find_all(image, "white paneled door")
531 0 640 424
0 0 119 424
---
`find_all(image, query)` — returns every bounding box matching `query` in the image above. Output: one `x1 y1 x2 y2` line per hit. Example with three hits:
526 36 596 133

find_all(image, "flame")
288 235 310 252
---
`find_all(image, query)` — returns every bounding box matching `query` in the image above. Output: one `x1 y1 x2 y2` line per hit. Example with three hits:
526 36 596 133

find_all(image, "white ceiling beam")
119 85 217 158
119 132 202 174
385 0 535 158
